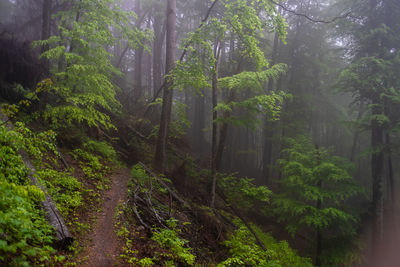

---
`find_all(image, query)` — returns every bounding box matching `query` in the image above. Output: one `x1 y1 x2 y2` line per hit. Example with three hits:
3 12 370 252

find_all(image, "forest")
0 0 399 266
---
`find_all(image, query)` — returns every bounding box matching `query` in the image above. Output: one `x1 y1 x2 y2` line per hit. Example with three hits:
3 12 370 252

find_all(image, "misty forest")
0 0 400 266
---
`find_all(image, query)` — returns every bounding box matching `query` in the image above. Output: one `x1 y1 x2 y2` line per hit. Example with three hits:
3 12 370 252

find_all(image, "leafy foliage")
82 139 118 163
34 0 149 129
219 223 313 267
219 173 271 210
151 218 196 266
272 136 362 265
0 124 55 266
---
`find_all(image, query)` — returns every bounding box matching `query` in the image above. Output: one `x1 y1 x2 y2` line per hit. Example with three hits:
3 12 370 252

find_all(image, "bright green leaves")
272 136 362 265
151 218 196 266
275 137 361 213
215 64 288 128
34 0 149 130
219 63 287 92
219 223 313 267
172 18 225 92
0 124 55 265
36 169 82 217
222 0 287 70
220 174 271 210
214 89 289 129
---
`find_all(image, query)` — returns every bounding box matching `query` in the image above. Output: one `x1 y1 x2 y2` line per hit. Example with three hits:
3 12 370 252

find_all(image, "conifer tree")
273 136 361 265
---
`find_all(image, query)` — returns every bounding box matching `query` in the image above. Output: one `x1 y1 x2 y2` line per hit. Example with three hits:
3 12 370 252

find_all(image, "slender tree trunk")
133 0 144 101
350 102 365 162
371 103 384 245
366 0 385 251
145 49 152 98
192 90 206 153
152 2 165 97
214 59 242 172
68 0 82 54
41 0 52 72
154 0 176 173
215 89 236 172
385 132 395 213
211 41 222 208
262 28 280 183
315 145 322 267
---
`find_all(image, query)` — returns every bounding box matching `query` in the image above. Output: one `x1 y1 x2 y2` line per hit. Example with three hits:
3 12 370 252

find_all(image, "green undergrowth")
0 121 119 266
0 122 58 266
151 218 196 266
219 222 313 267
113 163 313 266
115 208 196 266
115 164 195 266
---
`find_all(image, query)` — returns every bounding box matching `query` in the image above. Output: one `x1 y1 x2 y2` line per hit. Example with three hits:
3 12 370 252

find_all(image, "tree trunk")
262 28 280 183
211 41 222 208
215 89 236 172
192 90 206 153
41 0 52 72
315 145 322 266
350 102 365 162
154 0 176 173
385 132 395 214
371 103 384 245
153 2 166 97
133 0 144 101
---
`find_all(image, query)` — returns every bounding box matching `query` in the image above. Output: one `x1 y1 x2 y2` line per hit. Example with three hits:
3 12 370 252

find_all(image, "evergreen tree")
273 136 361 266
336 0 400 246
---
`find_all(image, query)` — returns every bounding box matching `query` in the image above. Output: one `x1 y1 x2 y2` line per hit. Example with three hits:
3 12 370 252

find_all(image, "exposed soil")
84 167 131 267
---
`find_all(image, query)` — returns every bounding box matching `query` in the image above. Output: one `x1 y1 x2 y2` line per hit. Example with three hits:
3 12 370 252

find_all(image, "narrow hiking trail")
85 167 131 267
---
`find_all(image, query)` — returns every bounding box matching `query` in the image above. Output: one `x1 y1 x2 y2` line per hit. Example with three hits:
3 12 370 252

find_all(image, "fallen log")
1 114 73 248
20 150 73 248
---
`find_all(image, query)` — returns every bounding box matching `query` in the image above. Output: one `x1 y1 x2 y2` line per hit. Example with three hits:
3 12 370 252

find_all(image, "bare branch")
270 0 352 24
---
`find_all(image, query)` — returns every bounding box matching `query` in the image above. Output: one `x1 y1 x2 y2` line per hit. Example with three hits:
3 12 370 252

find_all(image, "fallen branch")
56 147 70 170
216 187 267 251
132 185 151 230
138 162 188 207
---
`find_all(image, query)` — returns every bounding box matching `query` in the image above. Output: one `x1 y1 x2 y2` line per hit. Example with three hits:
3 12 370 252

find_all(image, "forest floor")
84 167 131 267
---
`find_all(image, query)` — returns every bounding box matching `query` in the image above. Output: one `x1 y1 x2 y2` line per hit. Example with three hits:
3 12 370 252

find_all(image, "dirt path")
85 167 131 267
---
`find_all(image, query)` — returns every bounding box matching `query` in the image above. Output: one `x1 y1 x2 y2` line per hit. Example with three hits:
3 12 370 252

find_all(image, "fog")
1 0 399 266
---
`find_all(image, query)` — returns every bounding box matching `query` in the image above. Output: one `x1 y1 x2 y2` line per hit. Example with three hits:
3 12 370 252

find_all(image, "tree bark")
367 0 385 249
385 132 395 213
315 145 322 267
262 26 280 183
154 0 176 173
211 41 222 208
21 151 73 248
371 103 384 245
41 0 52 72
152 14 165 97
350 101 365 162
133 0 144 101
